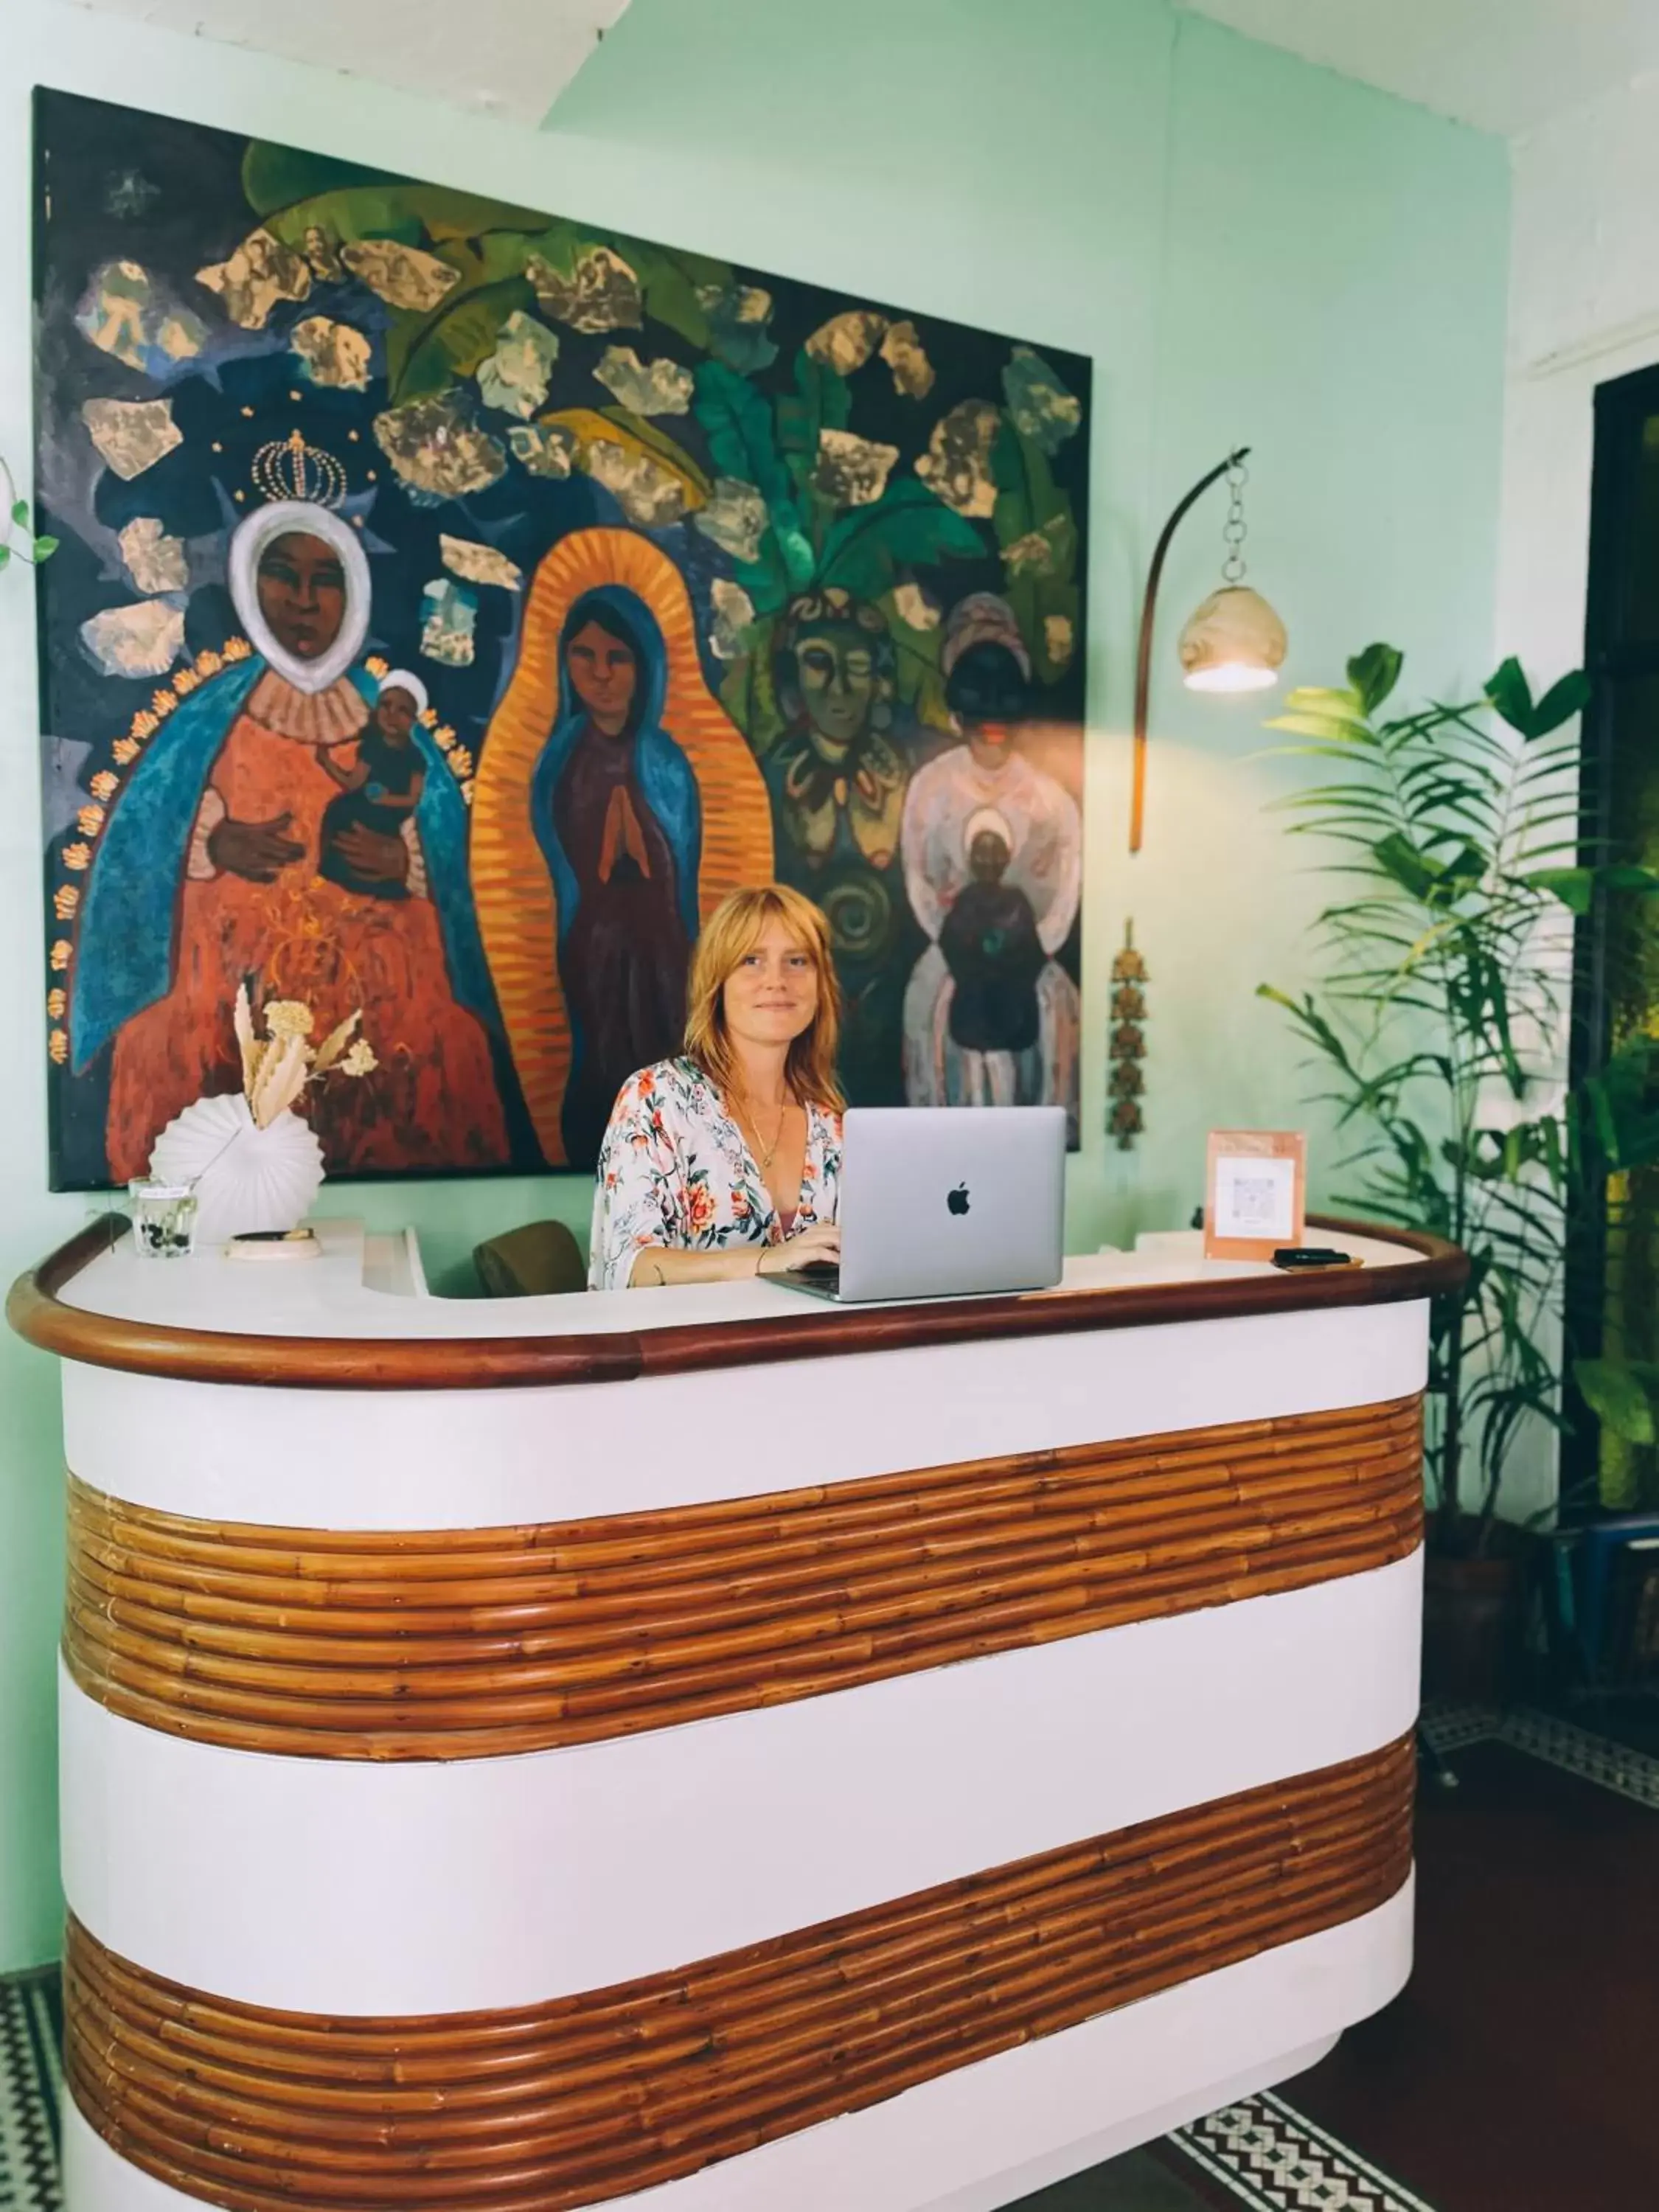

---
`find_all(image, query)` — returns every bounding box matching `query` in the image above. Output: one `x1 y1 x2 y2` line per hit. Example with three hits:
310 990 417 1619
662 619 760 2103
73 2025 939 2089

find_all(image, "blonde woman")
588 885 845 1289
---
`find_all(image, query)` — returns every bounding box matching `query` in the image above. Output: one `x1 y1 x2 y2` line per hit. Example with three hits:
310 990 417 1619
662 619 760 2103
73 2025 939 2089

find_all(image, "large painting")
32 91 1091 1188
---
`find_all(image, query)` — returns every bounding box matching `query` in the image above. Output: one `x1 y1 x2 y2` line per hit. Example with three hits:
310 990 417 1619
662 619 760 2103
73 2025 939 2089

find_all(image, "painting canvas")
32 90 1091 1189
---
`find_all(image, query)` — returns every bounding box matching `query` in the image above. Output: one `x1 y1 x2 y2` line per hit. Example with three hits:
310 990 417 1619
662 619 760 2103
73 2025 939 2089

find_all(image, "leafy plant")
694 352 984 622
992 422 1078 685
1562 1029 1659 1497
0 452 57 574
1256 643 1651 1544
697 349 987 748
226 148 1074 745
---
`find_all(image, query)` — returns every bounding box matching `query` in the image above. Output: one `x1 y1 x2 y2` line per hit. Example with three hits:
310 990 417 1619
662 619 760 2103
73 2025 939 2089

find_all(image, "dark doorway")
1568 361 1659 1512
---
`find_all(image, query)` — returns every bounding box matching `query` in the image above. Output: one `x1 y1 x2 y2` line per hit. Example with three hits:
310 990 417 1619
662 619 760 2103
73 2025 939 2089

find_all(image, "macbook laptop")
774 1105 1066 1304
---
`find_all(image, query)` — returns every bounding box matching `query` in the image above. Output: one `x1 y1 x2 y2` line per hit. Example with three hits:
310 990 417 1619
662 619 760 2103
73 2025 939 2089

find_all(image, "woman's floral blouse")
588 1056 843 1290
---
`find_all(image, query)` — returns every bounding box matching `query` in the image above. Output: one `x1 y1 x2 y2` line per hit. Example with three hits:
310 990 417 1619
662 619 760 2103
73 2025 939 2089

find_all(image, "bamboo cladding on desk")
65 1739 1413 2212
63 1397 1422 1761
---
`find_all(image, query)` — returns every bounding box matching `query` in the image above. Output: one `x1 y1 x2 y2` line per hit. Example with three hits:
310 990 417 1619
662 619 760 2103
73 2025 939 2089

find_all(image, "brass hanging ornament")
1109 920 1148 1149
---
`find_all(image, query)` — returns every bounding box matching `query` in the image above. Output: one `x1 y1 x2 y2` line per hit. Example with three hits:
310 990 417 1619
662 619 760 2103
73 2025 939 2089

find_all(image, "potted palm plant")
1258 643 1623 1697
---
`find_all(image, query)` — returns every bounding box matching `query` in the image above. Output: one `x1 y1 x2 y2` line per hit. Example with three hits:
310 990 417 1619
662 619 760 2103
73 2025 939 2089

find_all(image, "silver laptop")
776 1105 1066 1304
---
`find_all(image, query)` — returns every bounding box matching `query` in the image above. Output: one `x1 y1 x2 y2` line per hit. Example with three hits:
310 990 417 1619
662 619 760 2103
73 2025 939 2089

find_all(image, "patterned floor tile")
1415 1701 1501 1756
0 1974 60 2212
1420 1698 1659 1809
1170 2092 1441 2211
1493 1707 1659 1808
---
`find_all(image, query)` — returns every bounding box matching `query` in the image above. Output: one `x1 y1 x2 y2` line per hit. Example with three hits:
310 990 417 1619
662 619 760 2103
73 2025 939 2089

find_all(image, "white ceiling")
1181 0 1659 138
67 0 633 126
69 1 1659 142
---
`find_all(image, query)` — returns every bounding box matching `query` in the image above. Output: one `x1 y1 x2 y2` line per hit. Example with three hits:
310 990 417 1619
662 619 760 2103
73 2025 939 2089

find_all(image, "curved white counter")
9 1216 1456 2212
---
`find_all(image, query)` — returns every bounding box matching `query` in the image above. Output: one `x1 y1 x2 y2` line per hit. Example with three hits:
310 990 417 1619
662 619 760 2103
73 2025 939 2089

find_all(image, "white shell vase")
148 1093 324 1248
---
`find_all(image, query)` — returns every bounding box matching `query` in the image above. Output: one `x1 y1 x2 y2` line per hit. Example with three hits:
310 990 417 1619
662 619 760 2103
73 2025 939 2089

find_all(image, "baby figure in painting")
319 672 428 902
939 808 1046 1057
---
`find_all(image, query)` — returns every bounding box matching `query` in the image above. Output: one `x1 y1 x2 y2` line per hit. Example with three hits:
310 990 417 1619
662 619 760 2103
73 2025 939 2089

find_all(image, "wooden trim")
8 1214 1466 1394
63 1396 1422 1760
66 1734 1413 2212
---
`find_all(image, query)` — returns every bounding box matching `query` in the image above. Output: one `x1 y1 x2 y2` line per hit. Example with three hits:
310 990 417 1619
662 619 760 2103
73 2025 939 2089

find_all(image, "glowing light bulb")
1183 660 1281 694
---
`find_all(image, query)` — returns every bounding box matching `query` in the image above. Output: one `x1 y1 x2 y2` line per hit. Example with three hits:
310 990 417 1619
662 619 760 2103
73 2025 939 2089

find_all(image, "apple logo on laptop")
947 1183 970 1217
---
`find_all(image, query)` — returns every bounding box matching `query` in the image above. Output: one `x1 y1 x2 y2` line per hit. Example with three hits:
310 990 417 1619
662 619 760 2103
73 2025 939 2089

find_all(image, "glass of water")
128 1180 199 1259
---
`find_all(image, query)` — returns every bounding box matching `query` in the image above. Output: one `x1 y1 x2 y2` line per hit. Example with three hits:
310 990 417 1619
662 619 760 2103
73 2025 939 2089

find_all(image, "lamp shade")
1177 585 1287 694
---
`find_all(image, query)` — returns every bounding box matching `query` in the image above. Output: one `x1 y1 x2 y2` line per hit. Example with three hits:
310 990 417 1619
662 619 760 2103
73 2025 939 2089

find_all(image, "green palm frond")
1258 642 1604 1534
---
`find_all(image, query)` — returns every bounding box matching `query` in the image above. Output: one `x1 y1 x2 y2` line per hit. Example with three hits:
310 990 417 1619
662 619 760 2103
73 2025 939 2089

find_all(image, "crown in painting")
252 429 349 511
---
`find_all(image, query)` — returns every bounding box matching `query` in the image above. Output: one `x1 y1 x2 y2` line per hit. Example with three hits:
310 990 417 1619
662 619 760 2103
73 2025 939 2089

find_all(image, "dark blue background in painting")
32 88 1092 1190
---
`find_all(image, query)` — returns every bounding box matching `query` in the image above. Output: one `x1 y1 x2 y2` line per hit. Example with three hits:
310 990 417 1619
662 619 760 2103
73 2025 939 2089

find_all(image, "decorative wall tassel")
1109 921 1147 1149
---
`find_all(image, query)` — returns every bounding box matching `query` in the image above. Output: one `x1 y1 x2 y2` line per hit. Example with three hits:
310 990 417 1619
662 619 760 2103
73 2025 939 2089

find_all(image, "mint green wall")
0 0 1507 1966
554 0 1512 1239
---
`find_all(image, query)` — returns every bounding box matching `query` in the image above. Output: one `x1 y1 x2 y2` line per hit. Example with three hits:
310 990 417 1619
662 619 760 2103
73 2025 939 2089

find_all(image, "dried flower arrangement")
233 984 378 1130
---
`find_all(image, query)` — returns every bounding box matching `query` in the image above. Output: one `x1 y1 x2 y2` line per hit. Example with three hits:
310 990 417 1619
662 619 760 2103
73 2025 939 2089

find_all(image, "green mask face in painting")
793 627 877 753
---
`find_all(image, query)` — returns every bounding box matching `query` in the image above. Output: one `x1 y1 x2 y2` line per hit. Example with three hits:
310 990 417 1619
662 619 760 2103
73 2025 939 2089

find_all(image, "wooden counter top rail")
8 1214 1467 1394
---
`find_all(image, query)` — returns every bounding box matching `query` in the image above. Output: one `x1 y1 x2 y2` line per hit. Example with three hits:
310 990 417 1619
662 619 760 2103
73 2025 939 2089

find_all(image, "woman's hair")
684 884 845 1110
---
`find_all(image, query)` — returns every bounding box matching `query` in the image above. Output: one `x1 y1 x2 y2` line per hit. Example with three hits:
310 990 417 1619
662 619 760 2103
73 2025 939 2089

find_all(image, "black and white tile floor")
0 1972 59 2212
1172 2092 1441 2212
6 1706 1655 2212
1418 1699 1659 1809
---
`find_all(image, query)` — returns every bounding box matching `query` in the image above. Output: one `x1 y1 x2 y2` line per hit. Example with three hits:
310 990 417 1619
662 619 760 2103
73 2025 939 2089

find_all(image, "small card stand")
1204 1130 1307 1262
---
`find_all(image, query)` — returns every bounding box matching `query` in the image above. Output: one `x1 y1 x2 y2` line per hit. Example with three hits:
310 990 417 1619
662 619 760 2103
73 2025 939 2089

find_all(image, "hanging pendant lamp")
1130 448 1288 851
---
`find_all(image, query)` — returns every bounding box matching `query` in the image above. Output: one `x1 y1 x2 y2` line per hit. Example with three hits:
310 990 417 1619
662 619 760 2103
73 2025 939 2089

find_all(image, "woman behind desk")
589 885 845 1288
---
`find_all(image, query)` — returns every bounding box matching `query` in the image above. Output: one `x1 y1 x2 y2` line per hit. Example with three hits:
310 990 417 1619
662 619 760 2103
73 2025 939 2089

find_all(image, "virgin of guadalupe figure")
472 528 774 1169
900 593 1082 1139
536 588 699 1166
70 465 508 1180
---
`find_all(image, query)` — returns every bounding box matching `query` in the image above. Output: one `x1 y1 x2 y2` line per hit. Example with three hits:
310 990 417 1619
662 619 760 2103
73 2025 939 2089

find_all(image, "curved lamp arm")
1130 445 1250 854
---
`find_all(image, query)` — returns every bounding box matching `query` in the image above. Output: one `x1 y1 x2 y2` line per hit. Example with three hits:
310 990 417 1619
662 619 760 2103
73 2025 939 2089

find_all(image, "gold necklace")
734 1091 788 1172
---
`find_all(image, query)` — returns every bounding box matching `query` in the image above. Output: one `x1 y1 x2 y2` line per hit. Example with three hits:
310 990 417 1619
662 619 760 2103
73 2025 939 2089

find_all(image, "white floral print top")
588 1056 843 1291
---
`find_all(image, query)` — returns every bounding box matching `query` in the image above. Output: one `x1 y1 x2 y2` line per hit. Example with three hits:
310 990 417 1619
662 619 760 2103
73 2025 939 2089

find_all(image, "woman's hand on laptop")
756 1223 841 1276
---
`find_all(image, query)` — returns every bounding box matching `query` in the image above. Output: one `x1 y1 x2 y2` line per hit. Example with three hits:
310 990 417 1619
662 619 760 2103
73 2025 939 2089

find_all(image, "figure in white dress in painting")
900 594 1081 1141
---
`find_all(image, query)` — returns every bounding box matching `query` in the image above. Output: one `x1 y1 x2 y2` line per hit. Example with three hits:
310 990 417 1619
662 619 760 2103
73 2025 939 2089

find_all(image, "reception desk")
10 1215 1461 2212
